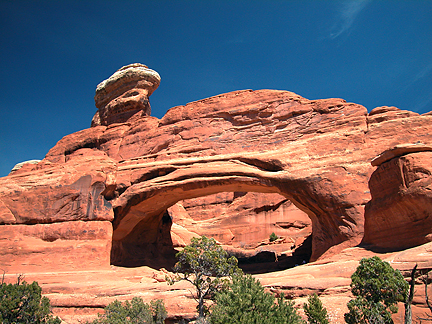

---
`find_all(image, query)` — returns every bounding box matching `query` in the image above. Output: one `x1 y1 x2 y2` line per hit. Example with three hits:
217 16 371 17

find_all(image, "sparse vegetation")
269 232 278 242
210 273 305 324
303 293 329 324
344 256 408 324
88 297 167 324
167 236 242 319
0 275 61 324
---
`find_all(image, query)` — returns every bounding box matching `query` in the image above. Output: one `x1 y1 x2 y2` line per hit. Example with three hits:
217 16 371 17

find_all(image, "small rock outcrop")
9 159 41 174
92 63 160 126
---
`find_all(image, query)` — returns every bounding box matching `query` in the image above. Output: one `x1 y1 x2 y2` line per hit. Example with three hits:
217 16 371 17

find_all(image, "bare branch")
426 270 432 313
17 274 25 285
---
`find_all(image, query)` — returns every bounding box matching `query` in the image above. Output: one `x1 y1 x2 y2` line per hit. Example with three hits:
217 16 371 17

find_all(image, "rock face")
0 149 116 273
1 64 432 277
364 145 432 250
92 63 160 126
170 192 311 248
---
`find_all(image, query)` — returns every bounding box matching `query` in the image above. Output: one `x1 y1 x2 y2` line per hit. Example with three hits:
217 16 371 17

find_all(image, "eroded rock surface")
1 243 429 324
92 63 160 126
1 64 432 322
364 149 432 250
2 63 432 271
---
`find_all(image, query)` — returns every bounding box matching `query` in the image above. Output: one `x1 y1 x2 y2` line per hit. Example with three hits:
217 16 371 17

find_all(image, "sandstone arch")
1 65 431 274
109 150 366 267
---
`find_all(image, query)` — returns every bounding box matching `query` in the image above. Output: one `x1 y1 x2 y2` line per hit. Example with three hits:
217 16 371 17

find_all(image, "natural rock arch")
110 152 365 267
1 64 432 274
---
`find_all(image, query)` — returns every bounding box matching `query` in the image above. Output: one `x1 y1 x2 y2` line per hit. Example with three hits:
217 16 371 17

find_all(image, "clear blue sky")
1 0 431 177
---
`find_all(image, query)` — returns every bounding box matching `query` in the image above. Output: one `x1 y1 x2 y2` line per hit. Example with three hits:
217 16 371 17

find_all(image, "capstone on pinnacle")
92 63 161 126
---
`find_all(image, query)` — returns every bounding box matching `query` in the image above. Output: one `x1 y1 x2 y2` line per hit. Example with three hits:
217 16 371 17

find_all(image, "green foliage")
0 276 61 324
344 256 409 324
269 232 278 242
303 293 329 324
167 236 242 318
89 297 167 324
210 274 305 324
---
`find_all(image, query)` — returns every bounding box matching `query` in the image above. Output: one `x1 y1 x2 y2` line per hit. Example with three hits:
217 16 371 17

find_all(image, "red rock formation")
170 192 311 248
92 63 160 126
1 64 431 276
364 145 432 250
1 243 429 324
2 64 432 323
0 149 116 272
0 221 112 273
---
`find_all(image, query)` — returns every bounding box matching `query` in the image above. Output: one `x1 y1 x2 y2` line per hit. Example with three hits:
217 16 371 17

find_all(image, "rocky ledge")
1 64 431 323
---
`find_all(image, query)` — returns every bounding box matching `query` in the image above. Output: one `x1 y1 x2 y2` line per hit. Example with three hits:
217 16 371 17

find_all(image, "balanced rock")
92 63 161 126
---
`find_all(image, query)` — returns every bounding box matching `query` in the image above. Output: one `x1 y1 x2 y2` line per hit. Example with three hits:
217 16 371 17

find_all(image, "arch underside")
110 156 366 268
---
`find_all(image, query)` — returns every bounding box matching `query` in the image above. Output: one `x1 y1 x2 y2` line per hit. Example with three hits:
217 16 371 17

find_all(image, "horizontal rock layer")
1 89 431 272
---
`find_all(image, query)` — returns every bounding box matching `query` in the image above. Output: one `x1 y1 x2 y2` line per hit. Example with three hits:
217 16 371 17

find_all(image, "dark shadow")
110 211 177 270
237 235 312 274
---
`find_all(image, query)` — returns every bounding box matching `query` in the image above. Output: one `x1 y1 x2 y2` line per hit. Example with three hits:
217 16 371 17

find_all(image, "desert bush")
269 232 278 242
0 275 61 324
210 274 305 324
344 256 408 324
303 293 329 324
88 297 166 324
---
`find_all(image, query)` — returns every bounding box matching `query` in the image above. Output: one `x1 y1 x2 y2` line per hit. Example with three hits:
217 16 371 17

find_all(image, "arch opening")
109 165 363 272
110 190 313 274
170 191 312 274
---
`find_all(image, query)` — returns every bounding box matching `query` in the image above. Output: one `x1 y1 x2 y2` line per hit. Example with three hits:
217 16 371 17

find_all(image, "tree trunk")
197 289 205 319
404 264 417 324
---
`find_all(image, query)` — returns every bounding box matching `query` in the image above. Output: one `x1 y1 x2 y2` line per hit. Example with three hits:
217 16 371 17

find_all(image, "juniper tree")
167 236 242 319
0 276 61 324
344 256 408 324
304 293 329 324
210 274 305 324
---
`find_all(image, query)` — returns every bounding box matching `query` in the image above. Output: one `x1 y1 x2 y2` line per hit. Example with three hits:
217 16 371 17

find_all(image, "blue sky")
1 0 431 177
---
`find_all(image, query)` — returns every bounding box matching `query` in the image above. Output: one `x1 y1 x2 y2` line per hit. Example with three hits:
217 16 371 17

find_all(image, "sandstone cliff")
1 64 431 323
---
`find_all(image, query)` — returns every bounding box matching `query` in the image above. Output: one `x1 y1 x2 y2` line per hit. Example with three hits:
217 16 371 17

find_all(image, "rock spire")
92 63 160 126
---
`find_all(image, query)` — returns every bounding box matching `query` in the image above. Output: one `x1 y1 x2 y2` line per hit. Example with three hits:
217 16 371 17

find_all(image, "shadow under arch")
110 157 364 270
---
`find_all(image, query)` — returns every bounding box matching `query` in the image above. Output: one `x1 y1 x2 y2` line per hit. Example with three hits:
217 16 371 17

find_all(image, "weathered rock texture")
1 63 432 272
170 192 311 249
364 145 432 250
92 63 160 126
1 64 432 322
1 244 430 324
168 192 313 271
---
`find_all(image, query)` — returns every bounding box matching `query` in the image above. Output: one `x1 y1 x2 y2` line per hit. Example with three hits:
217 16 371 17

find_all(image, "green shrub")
269 232 278 242
210 274 305 324
344 256 408 324
303 293 329 324
89 297 167 324
0 276 61 324
167 236 242 319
